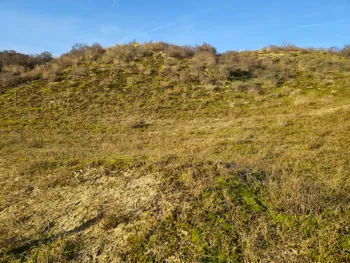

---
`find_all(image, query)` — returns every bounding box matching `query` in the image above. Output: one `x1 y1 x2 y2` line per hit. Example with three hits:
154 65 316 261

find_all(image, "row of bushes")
0 50 53 73
262 44 350 57
0 50 54 92
1 42 349 92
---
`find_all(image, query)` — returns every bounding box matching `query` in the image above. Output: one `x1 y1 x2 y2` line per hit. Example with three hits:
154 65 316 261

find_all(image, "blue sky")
0 0 349 55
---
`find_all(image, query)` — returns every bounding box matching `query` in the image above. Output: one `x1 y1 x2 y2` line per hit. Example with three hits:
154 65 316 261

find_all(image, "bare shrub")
69 43 89 57
195 43 217 55
262 44 301 53
42 63 62 81
141 41 168 54
188 44 217 83
167 45 194 58
192 43 217 67
2 64 26 75
58 54 80 67
0 70 41 88
0 50 53 72
340 44 350 57
217 51 260 81
104 42 151 63
0 73 19 88
84 43 105 60
58 43 104 67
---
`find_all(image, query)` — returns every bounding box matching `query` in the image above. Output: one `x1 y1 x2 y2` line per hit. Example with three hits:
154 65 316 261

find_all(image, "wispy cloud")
137 17 188 35
118 9 209 43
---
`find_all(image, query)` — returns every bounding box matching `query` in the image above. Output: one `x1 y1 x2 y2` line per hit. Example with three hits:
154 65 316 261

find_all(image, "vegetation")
0 42 349 262
0 50 53 91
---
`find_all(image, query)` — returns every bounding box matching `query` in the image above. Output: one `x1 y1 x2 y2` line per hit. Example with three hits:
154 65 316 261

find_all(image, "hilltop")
0 42 349 262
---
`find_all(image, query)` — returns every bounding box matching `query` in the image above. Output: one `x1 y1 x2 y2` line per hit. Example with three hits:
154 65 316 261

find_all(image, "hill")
0 42 349 262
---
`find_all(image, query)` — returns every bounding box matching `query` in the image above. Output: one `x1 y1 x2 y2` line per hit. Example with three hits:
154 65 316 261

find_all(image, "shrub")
69 43 89 57
189 44 217 82
191 52 217 68
262 44 301 53
42 63 62 81
195 43 217 55
0 50 53 72
36 51 53 62
104 42 153 63
59 43 105 66
192 43 217 67
2 64 26 75
0 69 41 89
141 41 168 54
84 43 105 60
167 45 194 59
217 51 260 81
255 58 297 88
340 45 350 57
58 54 81 67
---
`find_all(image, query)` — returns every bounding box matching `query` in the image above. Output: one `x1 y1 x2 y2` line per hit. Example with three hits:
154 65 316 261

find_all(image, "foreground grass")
0 46 349 262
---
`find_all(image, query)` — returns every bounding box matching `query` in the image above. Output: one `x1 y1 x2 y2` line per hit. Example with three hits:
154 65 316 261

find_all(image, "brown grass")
0 42 349 262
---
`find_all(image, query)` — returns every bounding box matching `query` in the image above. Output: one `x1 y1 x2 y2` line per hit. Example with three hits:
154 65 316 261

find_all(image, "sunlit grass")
0 44 349 262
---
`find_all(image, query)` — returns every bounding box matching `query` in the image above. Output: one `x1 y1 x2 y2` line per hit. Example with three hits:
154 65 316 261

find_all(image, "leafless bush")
217 51 260 81
103 42 154 63
2 64 26 75
84 43 105 60
167 45 194 58
42 63 62 81
255 57 297 87
0 70 41 89
188 44 217 82
0 50 52 73
192 43 217 67
59 43 105 67
340 45 350 57
262 44 301 53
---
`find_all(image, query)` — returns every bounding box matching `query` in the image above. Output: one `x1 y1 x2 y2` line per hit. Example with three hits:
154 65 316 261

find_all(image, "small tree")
38 51 53 62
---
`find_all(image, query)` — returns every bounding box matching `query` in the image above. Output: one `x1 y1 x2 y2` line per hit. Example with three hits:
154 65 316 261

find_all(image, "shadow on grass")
3 213 104 259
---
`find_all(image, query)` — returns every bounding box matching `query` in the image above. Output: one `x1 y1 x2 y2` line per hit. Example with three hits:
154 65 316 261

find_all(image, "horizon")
1 0 350 56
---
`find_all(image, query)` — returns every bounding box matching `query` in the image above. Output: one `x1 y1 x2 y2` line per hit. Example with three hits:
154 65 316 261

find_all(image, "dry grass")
0 43 349 262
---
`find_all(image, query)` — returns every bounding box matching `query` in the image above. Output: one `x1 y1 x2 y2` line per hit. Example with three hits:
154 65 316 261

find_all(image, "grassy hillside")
0 42 349 262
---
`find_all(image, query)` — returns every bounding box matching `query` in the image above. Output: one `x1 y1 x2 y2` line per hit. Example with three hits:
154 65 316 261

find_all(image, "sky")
0 0 349 56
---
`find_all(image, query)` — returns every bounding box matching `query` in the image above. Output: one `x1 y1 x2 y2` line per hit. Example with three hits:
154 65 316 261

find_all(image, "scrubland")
0 42 349 262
